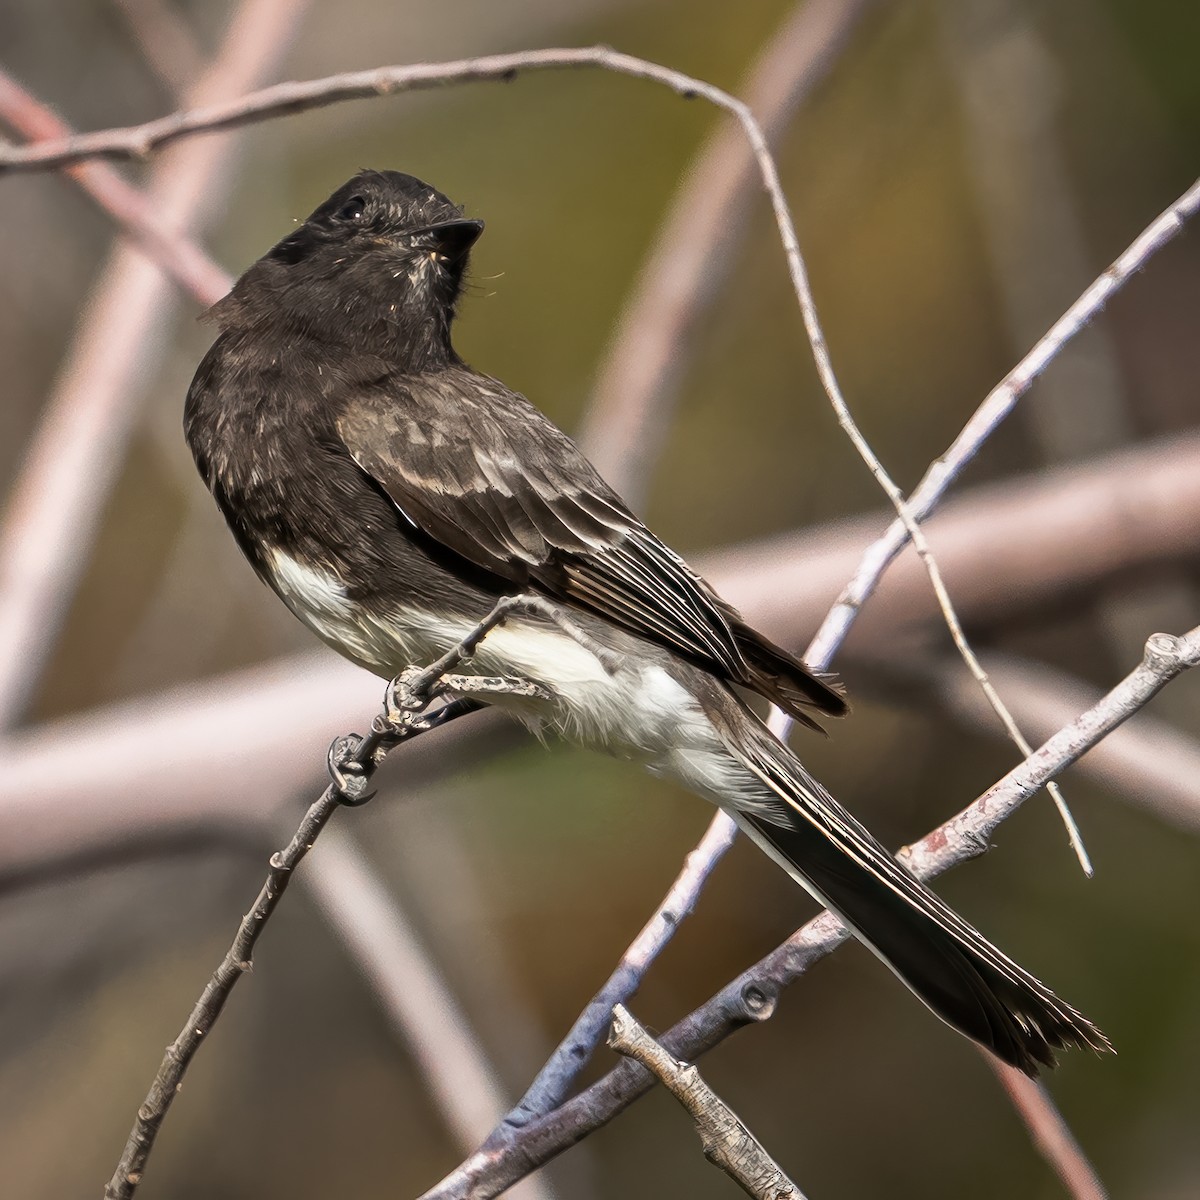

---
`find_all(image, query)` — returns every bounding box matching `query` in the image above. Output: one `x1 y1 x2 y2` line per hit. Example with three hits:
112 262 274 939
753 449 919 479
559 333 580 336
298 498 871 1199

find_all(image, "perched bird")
185 169 1109 1074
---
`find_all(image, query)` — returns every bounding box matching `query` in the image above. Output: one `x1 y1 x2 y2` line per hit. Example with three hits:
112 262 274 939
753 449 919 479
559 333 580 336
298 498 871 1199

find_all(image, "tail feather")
712 704 1110 1074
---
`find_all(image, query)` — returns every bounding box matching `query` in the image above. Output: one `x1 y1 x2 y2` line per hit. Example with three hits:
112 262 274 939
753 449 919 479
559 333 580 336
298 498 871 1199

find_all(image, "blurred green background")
1 0 1199 1196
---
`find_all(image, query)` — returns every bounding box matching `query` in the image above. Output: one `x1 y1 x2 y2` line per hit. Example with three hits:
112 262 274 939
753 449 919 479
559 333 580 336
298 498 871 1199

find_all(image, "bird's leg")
502 594 623 675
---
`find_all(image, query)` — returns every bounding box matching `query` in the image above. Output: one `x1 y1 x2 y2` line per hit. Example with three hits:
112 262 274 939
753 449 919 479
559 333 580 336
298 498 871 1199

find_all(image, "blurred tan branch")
302 827 557 1200
2 428 1197 880
608 1004 805 1200
578 0 879 501
114 0 207 95
0 71 228 303
986 1058 1108 1200
425 626 1200 1198
0 0 307 727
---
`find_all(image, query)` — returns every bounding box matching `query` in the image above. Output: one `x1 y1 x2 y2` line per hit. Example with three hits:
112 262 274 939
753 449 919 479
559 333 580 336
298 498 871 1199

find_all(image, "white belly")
265 549 742 794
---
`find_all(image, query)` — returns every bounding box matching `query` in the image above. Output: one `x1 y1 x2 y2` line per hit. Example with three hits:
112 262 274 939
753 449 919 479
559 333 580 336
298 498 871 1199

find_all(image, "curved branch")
0 47 826 173
578 0 878 500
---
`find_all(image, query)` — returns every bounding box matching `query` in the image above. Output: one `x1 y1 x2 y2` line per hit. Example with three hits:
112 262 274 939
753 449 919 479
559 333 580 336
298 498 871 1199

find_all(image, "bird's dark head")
214 170 484 367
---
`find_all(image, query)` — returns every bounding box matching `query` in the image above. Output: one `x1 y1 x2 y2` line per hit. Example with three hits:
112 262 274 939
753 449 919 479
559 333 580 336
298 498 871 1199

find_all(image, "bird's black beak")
417 218 484 261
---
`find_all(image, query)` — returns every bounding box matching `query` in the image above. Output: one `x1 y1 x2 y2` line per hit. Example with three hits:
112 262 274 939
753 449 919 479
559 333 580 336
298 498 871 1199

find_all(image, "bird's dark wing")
337 373 844 722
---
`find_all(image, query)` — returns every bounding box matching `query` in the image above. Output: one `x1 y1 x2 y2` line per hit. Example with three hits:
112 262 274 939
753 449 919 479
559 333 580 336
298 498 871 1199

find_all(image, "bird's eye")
338 195 366 221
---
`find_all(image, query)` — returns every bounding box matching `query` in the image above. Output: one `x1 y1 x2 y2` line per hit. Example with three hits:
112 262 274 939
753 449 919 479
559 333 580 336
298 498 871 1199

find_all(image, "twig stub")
608 1004 806 1200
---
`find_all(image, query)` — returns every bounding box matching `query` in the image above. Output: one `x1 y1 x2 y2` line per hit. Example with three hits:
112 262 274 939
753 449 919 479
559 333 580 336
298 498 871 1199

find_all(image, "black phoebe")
185 170 1108 1074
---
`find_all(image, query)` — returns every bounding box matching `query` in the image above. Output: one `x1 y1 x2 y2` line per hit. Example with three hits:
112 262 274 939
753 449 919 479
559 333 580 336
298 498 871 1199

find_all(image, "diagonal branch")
809 171 1200 663
423 627 1200 1198
931 651 1200 835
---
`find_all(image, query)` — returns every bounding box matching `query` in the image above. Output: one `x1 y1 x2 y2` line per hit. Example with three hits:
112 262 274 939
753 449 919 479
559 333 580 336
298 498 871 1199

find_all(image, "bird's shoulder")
335 365 637 568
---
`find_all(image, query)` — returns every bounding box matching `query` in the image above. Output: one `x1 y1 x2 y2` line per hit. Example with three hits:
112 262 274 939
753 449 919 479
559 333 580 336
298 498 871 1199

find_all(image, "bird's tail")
709 702 1111 1075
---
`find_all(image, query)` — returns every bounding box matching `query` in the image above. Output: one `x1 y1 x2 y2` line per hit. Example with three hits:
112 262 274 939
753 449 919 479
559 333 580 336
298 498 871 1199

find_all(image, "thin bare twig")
0 47 819 173
103 688 471 1199
578 0 878 500
986 1057 1108 1200
0 0 309 727
423 627 1200 1198
608 1005 805 1200
797 168 1200 861
809 171 1200 663
619 168 1200 1052
104 587 551 1199
931 652 1200 835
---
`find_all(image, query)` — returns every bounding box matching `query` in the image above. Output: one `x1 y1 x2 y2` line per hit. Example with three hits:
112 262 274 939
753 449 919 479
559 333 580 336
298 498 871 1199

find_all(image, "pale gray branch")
931 652 1200 835
421 627 1200 1198
608 1005 805 1200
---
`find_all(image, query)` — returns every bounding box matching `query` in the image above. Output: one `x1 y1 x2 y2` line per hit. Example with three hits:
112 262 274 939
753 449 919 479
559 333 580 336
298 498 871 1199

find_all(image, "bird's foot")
326 733 376 806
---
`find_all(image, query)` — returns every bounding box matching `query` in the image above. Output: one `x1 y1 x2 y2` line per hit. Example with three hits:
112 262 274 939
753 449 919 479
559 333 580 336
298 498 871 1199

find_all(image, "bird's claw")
379 666 435 730
326 734 376 806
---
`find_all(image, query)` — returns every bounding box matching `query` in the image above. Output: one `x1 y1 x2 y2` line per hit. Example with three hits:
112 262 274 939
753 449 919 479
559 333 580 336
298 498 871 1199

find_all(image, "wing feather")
336 372 843 720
